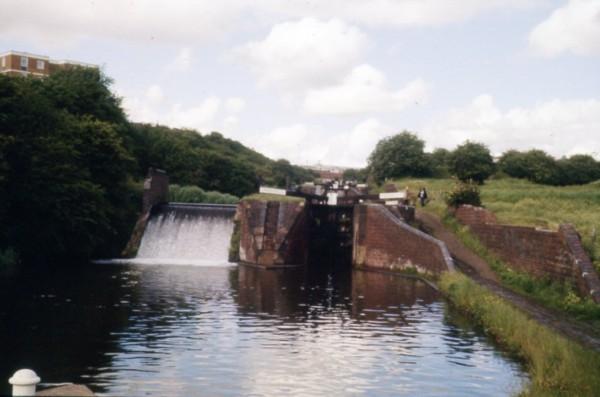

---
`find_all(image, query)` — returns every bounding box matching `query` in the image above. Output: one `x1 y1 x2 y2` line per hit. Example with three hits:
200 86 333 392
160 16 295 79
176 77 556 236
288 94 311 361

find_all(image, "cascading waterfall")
133 203 236 265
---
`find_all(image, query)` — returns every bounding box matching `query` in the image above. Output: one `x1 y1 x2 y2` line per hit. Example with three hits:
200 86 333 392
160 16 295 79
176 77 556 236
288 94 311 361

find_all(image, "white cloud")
424 94 600 158
0 1 534 46
167 48 193 71
145 85 165 105
253 119 392 167
304 64 428 115
225 97 246 113
261 0 536 29
121 84 222 132
529 0 600 57
234 18 367 90
325 119 393 166
0 0 251 45
165 98 221 130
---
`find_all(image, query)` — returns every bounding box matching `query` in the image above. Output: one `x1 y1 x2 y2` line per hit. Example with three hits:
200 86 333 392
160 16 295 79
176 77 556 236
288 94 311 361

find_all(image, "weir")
135 203 236 264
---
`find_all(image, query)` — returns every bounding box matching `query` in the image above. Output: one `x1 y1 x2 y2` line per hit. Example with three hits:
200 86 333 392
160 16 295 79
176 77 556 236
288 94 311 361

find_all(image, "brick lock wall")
353 204 454 275
238 200 308 267
455 205 600 302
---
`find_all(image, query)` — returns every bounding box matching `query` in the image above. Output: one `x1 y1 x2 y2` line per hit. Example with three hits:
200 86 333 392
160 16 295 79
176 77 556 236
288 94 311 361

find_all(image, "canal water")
0 263 528 396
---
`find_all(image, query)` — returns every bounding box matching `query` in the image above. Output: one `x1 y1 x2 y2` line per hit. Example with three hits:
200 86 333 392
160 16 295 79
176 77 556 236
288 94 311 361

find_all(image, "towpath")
416 210 600 353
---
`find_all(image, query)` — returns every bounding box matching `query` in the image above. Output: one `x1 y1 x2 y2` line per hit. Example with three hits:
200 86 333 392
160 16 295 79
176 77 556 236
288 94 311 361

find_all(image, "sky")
1 0 599 167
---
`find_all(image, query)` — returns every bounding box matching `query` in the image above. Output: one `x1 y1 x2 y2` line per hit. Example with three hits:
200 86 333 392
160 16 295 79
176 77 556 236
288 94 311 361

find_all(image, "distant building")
0 50 98 77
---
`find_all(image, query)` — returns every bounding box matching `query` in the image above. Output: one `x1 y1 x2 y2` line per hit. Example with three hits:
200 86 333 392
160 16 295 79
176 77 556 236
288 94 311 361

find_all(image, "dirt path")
416 209 600 353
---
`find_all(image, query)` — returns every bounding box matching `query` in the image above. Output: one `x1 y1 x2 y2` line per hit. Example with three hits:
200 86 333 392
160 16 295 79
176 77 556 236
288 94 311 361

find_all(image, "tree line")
0 68 314 266
346 131 600 186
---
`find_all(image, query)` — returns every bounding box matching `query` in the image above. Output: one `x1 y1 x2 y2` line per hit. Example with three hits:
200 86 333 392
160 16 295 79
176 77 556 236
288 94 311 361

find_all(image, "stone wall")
454 205 600 303
237 199 308 267
122 168 169 257
142 168 169 213
352 204 454 275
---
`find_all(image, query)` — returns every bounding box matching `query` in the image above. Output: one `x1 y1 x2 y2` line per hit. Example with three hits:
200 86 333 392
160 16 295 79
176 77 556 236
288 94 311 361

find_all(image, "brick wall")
238 200 308 267
453 204 498 225
455 205 600 303
353 204 454 275
142 168 169 213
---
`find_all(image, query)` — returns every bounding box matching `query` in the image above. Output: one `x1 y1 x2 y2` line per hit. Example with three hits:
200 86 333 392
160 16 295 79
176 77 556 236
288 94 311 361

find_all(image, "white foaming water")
134 206 235 265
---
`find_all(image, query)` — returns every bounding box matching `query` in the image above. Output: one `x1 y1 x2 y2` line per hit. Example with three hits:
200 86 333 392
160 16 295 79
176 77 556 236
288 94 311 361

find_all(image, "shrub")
169 185 239 204
448 141 495 184
444 180 481 208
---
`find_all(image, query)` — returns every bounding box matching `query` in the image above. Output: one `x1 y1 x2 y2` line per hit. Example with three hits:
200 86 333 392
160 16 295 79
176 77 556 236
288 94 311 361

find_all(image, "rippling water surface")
0 264 527 396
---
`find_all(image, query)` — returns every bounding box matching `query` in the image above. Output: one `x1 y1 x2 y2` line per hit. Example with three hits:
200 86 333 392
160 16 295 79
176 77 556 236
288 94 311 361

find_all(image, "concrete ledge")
37 384 94 396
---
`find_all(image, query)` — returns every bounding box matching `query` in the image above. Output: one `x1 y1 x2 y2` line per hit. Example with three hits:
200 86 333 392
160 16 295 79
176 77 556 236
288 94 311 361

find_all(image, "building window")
1 57 5 68
36 60 45 70
20 56 28 70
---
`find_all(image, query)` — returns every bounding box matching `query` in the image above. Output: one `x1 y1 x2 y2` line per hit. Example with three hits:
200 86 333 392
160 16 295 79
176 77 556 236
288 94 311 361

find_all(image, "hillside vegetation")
0 68 313 265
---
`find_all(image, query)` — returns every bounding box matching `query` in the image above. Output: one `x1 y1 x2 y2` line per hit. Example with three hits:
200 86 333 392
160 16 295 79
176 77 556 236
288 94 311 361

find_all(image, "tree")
428 148 452 177
368 131 431 183
520 150 561 185
558 155 600 185
448 141 495 184
498 150 528 179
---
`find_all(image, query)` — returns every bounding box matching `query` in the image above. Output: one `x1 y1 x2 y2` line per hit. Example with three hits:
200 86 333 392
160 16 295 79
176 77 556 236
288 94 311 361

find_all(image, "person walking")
418 187 428 207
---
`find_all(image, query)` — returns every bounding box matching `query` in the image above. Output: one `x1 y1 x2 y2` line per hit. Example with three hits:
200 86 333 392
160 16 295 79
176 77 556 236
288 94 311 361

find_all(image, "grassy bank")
440 272 600 396
391 177 600 271
389 177 600 327
242 193 305 202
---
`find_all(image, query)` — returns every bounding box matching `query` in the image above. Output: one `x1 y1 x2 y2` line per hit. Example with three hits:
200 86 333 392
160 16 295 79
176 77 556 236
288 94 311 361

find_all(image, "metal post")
9 369 40 396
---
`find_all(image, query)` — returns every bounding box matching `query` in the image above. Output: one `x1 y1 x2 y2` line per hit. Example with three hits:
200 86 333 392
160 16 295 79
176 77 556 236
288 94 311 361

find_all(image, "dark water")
0 264 527 396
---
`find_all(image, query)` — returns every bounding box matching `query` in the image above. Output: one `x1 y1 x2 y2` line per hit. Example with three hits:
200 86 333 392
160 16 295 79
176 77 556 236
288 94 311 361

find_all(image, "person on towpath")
418 188 428 207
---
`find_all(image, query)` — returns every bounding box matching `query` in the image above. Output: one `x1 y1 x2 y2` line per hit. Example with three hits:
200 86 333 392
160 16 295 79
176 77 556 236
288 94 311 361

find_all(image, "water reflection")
0 264 527 396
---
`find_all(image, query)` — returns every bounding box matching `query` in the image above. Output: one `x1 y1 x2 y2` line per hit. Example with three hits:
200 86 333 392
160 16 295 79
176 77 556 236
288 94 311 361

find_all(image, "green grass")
442 214 600 328
389 177 600 326
391 177 600 271
242 193 305 203
440 272 600 396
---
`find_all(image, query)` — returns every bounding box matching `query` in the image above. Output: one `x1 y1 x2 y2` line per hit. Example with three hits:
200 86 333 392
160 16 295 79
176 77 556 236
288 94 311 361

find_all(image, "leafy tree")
498 150 529 179
429 148 452 177
368 131 431 183
448 141 495 184
558 155 600 185
520 150 562 185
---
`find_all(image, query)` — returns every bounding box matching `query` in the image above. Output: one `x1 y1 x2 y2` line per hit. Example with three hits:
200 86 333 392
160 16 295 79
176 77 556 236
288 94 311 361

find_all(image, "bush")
0 247 18 269
169 184 239 204
448 141 495 184
444 180 481 208
367 131 431 183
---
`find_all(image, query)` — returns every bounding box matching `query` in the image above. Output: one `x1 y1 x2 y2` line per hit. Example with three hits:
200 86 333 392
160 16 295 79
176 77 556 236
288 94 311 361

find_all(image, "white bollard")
9 369 40 396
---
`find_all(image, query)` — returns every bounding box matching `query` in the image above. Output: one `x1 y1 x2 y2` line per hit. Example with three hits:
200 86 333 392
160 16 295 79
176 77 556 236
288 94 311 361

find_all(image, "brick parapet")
559 225 600 303
454 204 600 302
353 204 454 275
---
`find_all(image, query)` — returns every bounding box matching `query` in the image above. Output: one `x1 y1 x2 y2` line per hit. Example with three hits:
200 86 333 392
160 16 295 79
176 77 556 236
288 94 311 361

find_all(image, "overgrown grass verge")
440 272 600 396
242 193 304 203
442 214 600 329
390 177 600 273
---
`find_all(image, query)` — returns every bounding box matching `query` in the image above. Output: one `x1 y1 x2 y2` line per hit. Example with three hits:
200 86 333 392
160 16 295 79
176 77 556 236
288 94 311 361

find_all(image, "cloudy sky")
1 0 599 167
